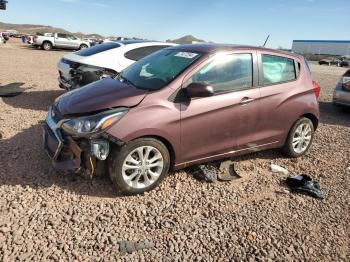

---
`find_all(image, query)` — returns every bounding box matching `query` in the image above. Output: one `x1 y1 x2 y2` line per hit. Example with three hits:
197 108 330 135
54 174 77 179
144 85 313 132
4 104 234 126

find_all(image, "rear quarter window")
74 42 121 57
124 45 171 61
262 54 296 85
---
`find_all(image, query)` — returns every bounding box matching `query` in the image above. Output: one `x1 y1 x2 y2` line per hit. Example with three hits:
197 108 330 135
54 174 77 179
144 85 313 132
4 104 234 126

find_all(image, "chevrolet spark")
43 44 320 195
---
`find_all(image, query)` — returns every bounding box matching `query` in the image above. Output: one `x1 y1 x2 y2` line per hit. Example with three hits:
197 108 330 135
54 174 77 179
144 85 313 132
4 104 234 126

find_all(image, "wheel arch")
79 43 88 49
301 113 319 130
128 135 176 171
42 40 53 45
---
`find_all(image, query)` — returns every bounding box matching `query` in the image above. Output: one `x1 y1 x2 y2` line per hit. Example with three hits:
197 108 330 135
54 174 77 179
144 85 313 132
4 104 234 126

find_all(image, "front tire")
79 44 88 50
108 138 170 195
282 117 314 158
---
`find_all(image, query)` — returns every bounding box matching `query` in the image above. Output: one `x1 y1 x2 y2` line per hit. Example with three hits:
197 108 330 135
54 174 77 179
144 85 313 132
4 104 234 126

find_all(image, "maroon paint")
57 44 320 170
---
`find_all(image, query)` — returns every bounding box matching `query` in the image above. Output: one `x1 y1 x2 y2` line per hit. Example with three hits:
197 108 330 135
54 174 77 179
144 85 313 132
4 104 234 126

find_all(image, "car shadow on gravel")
0 123 120 198
318 101 350 128
2 89 65 111
19 45 70 52
0 122 286 198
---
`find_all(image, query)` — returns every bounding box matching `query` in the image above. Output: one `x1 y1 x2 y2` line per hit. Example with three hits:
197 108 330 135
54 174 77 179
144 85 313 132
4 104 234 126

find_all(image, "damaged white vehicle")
57 40 176 90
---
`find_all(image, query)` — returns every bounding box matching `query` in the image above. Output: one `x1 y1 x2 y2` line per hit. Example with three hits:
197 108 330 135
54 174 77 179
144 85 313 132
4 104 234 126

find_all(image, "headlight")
61 108 128 136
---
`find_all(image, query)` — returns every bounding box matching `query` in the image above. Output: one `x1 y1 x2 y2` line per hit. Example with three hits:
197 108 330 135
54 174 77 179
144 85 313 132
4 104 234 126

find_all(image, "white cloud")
90 2 108 8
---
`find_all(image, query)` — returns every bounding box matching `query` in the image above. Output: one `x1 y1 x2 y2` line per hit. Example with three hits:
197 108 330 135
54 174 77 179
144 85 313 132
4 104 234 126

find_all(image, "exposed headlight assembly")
61 108 128 137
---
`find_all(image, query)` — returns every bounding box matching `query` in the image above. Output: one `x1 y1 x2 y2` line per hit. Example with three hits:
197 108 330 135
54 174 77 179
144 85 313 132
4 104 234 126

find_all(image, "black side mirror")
186 82 214 98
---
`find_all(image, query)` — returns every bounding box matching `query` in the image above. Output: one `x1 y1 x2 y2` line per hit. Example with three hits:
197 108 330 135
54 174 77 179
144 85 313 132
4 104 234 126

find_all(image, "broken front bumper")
43 107 117 172
42 108 82 170
58 76 73 90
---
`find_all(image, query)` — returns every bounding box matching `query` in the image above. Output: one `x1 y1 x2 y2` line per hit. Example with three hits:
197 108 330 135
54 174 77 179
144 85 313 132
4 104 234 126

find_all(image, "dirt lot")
0 39 349 261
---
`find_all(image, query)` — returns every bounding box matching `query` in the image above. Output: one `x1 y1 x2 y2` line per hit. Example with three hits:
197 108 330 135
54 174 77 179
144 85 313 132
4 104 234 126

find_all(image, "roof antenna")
263 35 270 47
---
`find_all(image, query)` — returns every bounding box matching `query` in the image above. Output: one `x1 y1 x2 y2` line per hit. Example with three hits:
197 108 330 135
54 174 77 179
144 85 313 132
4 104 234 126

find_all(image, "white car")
57 40 176 90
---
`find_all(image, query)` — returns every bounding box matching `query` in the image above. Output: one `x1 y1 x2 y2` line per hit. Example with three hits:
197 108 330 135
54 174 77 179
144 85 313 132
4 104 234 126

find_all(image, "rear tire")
42 41 52 51
282 117 314 158
108 138 170 195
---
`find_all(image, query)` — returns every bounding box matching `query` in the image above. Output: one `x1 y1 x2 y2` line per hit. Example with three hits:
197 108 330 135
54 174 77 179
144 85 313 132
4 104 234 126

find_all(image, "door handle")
240 97 255 105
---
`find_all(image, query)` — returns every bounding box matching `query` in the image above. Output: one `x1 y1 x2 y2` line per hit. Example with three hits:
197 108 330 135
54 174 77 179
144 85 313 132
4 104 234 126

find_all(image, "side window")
262 54 296 85
57 33 67 39
189 53 253 94
124 46 170 61
67 35 76 40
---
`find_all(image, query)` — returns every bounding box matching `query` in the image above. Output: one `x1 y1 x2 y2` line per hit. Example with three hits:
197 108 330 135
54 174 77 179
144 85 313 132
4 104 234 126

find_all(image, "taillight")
341 76 350 91
312 80 320 98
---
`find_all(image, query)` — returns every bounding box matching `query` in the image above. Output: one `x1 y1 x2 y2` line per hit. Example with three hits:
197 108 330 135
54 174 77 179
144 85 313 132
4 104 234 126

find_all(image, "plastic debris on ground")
193 164 218 182
218 160 242 181
271 164 289 175
285 174 325 199
192 161 242 182
119 240 154 254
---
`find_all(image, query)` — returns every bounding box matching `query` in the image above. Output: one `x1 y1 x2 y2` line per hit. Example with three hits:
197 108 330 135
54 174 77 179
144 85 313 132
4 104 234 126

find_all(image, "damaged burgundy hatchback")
43 44 320 195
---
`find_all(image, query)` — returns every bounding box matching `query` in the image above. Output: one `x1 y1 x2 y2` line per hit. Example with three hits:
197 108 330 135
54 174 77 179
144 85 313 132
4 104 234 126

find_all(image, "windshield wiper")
118 74 138 88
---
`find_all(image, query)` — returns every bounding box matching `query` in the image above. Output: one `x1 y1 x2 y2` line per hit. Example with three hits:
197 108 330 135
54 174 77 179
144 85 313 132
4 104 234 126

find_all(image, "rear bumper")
333 84 350 106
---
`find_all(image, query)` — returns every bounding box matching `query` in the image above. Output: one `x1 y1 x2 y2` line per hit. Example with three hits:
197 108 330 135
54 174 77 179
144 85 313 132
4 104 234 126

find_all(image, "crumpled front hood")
57 78 147 115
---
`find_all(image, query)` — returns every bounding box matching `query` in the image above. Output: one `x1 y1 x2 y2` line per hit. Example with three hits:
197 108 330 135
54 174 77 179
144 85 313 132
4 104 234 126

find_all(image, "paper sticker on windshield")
174 52 198 59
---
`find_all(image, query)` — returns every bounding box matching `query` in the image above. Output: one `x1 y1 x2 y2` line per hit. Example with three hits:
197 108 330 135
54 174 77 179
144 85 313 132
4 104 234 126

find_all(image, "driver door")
180 51 260 165
55 33 69 48
67 34 80 49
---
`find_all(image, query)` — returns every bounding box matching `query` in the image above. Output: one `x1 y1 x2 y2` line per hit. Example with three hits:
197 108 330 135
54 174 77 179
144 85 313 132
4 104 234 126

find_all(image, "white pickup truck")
32 33 91 51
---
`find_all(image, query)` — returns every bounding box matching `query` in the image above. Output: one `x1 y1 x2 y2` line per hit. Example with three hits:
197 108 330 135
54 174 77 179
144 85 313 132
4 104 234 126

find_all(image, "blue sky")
1 0 349 48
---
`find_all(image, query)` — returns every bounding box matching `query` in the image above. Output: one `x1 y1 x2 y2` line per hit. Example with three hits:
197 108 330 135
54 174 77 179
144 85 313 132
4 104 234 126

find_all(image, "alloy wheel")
292 122 312 154
122 146 164 189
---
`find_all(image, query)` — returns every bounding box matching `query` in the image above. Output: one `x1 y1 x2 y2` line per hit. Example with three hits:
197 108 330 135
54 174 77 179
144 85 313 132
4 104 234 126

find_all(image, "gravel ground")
0 39 349 261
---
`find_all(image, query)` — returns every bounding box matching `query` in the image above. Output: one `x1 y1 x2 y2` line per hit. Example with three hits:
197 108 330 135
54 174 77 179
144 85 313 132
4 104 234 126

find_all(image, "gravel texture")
0 39 349 261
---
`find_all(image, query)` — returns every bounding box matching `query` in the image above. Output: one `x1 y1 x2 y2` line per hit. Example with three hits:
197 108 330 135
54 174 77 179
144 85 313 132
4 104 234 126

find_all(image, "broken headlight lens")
61 108 128 136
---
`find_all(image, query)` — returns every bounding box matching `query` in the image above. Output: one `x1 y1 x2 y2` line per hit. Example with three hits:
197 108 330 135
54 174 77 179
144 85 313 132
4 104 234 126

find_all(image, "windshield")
118 49 202 90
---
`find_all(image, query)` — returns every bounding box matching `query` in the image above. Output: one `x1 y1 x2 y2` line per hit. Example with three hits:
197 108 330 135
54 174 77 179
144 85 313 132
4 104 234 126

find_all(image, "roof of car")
116 40 173 45
167 43 301 58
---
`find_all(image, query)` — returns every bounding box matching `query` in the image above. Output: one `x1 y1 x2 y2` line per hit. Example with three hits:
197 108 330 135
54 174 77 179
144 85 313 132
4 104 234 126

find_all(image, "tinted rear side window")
124 46 171 61
75 42 121 57
262 55 296 85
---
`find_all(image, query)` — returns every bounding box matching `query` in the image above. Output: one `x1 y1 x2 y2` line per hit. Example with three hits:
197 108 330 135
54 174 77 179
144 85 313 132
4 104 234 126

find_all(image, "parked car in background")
32 33 91 51
319 56 350 67
26 35 35 45
44 44 320 195
0 34 5 44
57 40 176 90
333 69 350 109
1 32 10 41
336 56 350 67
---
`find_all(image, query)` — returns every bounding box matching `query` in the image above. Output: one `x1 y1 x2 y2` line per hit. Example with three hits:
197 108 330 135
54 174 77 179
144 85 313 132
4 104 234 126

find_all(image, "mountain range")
0 22 206 43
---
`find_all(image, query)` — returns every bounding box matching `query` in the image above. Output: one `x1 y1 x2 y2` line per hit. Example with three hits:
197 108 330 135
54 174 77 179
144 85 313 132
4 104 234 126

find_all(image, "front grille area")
52 104 64 123
43 124 60 158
